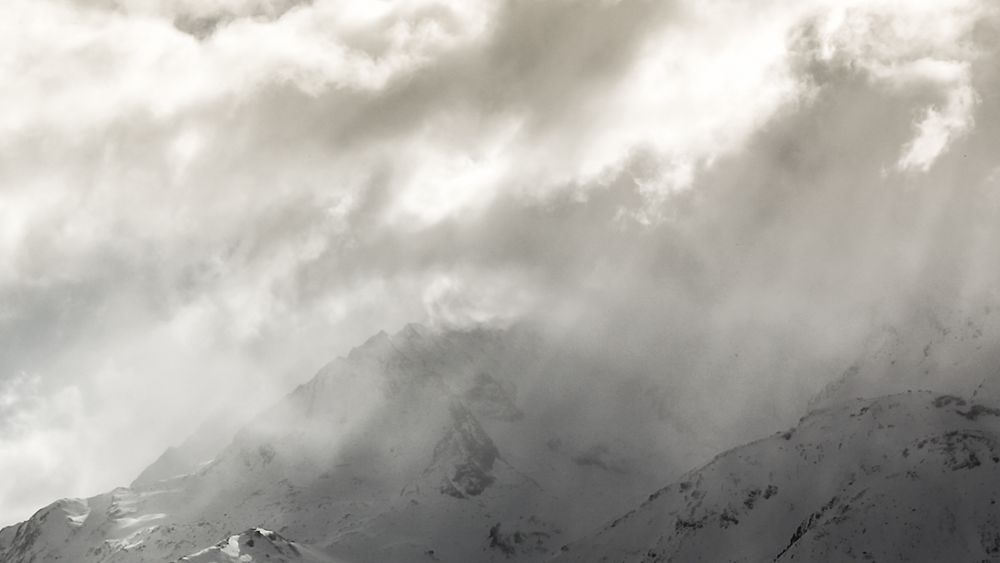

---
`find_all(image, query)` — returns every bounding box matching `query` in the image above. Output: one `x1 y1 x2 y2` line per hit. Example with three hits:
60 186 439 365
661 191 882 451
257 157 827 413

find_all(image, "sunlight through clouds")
0 0 998 527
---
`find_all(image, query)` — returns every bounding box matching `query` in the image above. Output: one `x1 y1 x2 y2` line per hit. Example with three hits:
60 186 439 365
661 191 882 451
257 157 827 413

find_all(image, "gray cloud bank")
1 0 999 526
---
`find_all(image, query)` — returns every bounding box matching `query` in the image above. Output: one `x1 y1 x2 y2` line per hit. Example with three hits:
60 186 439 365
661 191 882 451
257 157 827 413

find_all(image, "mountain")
7 319 1000 561
175 528 336 563
132 410 248 488
554 390 1000 562
810 305 1000 410
0 323 702 562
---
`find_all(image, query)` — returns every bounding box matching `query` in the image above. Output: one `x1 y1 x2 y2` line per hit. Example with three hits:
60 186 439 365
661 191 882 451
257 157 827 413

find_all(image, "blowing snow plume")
2 0 1000 561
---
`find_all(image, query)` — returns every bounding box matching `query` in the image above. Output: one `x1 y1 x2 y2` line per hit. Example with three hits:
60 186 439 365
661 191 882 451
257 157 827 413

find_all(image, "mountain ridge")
0 322 688 562
554 389 1000 562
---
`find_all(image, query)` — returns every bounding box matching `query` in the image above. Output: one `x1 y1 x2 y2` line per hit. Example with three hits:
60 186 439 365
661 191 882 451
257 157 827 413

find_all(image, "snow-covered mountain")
810 305 1000 410
554 390 1000 562
0 323 702 563
175 528 336 563
8 319 1000 562
133 411 249 488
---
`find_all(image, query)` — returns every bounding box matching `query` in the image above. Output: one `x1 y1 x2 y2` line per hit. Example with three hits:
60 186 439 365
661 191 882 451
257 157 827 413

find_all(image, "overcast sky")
1 0 999 526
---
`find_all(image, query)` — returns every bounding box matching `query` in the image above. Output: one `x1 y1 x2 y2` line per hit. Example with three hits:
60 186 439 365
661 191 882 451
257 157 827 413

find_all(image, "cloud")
897 79 977 172
0 0 999 526
0 374 85 520
802 0 988 172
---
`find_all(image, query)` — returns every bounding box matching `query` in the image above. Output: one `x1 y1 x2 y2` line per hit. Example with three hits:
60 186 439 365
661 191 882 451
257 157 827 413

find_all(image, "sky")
1 0 1000 526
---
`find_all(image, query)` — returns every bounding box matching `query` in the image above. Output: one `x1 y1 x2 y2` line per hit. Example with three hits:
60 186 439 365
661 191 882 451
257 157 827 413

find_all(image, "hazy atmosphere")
3 1 1000 555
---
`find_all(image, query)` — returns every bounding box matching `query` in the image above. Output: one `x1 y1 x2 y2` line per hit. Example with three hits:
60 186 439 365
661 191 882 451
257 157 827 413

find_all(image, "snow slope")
554 390 1000 562
175 528 335 563
0 323 699 563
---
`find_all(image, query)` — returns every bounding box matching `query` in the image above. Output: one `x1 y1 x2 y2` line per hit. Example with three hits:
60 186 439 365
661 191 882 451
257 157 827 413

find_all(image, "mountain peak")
176 527 335 562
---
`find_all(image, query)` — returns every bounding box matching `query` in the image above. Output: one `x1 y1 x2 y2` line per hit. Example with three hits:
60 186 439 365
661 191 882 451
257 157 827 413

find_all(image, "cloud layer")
1 0 999 525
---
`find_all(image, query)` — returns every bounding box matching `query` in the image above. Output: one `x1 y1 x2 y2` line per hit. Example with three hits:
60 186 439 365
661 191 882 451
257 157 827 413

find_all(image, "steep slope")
0 323 699 563
554 390 1000 562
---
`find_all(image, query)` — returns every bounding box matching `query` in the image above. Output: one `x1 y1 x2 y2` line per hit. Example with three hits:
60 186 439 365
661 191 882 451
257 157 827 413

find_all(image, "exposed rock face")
463 372 524 422
433 402 501 499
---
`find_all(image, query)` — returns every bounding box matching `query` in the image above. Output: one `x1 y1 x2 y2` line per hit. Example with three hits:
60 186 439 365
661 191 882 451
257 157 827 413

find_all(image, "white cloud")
896 74 978 172
809 0 989 173
0 374 85 522
0 0 998 528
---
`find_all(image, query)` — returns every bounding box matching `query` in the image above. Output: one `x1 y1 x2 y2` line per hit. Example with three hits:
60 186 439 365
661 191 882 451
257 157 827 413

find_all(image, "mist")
1 0 999 537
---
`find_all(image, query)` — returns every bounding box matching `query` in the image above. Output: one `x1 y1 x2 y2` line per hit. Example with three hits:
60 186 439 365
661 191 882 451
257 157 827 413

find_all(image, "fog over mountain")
3 0 1000 560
